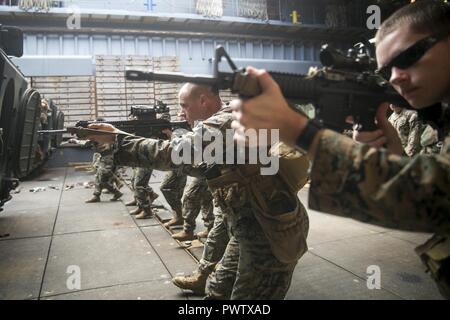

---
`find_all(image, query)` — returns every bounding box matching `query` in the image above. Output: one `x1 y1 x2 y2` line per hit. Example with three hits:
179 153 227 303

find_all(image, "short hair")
375 0 450 44
180 83 219 100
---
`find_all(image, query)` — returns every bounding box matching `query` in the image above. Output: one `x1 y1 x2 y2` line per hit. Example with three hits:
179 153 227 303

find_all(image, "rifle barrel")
37 129 67 134
126 69 217 86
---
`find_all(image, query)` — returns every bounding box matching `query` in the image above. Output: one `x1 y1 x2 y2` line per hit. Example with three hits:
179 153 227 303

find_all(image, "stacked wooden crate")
153 56 182 121
124 55 155 117
31 76 96 127
94 55 181 121
95 55 128 121
30 56 188 128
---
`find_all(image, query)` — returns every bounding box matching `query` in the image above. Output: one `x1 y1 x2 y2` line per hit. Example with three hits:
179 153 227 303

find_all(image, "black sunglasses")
376 29 450 81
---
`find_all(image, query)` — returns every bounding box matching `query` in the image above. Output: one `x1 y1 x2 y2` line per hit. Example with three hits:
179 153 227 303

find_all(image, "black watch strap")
295 119 322 152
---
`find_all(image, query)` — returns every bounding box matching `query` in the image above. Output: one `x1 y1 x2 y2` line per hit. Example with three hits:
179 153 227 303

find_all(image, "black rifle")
130 100 170 120
38 119 190 139
37 127 133 139
76 101 190 139
39 102 191 139
125 45 410 132
74 118 190 139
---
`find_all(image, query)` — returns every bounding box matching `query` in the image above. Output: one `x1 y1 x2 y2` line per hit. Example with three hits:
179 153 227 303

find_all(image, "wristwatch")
295 119 323 152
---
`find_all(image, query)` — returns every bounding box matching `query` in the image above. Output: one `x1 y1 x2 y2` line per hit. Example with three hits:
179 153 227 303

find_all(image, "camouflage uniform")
113 106 309 299
198 207 229 274
182 177 214 233
420 125 442 155
160 170 187 214
206 235 238 299
388 109 422 156
40 98 49 126
92 145 121 197
131 167 155 210
308 104 450 298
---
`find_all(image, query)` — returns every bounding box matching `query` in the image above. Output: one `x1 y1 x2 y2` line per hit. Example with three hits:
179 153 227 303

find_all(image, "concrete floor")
0 166 443 300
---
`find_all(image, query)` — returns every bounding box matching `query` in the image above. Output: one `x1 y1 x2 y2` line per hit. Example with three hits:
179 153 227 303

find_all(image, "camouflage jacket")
388 109 422 156
113 106 309 264
420 125 442 155
309 104 450 298
309 106 450 235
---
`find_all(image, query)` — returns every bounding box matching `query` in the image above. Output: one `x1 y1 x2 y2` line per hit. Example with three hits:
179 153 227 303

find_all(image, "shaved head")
179 83 219 100
178 83 222 126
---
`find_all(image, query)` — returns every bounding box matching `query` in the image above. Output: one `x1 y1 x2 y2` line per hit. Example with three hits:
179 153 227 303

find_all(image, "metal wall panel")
18 32 326 76
23 33 323 61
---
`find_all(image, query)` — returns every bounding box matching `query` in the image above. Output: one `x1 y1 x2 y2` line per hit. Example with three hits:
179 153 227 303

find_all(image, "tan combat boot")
196 229 210 239
135 208 154 219
163 210 184 227
172 271 208 295
125 199 137 206
129 207 143 216
172 230 195 241
85 195 100 203
110 190 123 201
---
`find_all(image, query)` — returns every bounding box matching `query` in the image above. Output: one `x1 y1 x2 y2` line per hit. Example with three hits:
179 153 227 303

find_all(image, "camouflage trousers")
205 205 299 300
198 207 229 275
93 167 121 197
160 170 187 213
131 167 154 210
182 177 214 233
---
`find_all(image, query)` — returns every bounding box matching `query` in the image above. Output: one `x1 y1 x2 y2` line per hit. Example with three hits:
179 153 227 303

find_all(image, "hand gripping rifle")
125 45 410 132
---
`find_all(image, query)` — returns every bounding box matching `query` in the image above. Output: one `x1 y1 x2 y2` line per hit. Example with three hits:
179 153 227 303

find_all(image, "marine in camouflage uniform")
308 104 450 298
388 106 422 156
86 143 123 203
206 235 238 299
228 1 450 299
110 89 309 299
125 108 171 218
36 98 50 161
160 170 187 227
128 167 159 219
172 206 229 294
172 176 214 241
158 111 189 227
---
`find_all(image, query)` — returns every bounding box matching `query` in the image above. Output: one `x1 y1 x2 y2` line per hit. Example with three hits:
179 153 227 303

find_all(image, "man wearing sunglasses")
231 0 449 298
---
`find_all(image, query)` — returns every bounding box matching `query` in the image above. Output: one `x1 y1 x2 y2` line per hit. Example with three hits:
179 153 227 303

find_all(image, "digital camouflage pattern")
388 109 422 156
131 167 155 210
113 106 309 299
206 235 239 299
205 217 299 299
309 123 449 233
159 170 187 214
182 177 214 233
198 207 229 276
420 125 442 155
309 105 450 298
92 146 121 197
